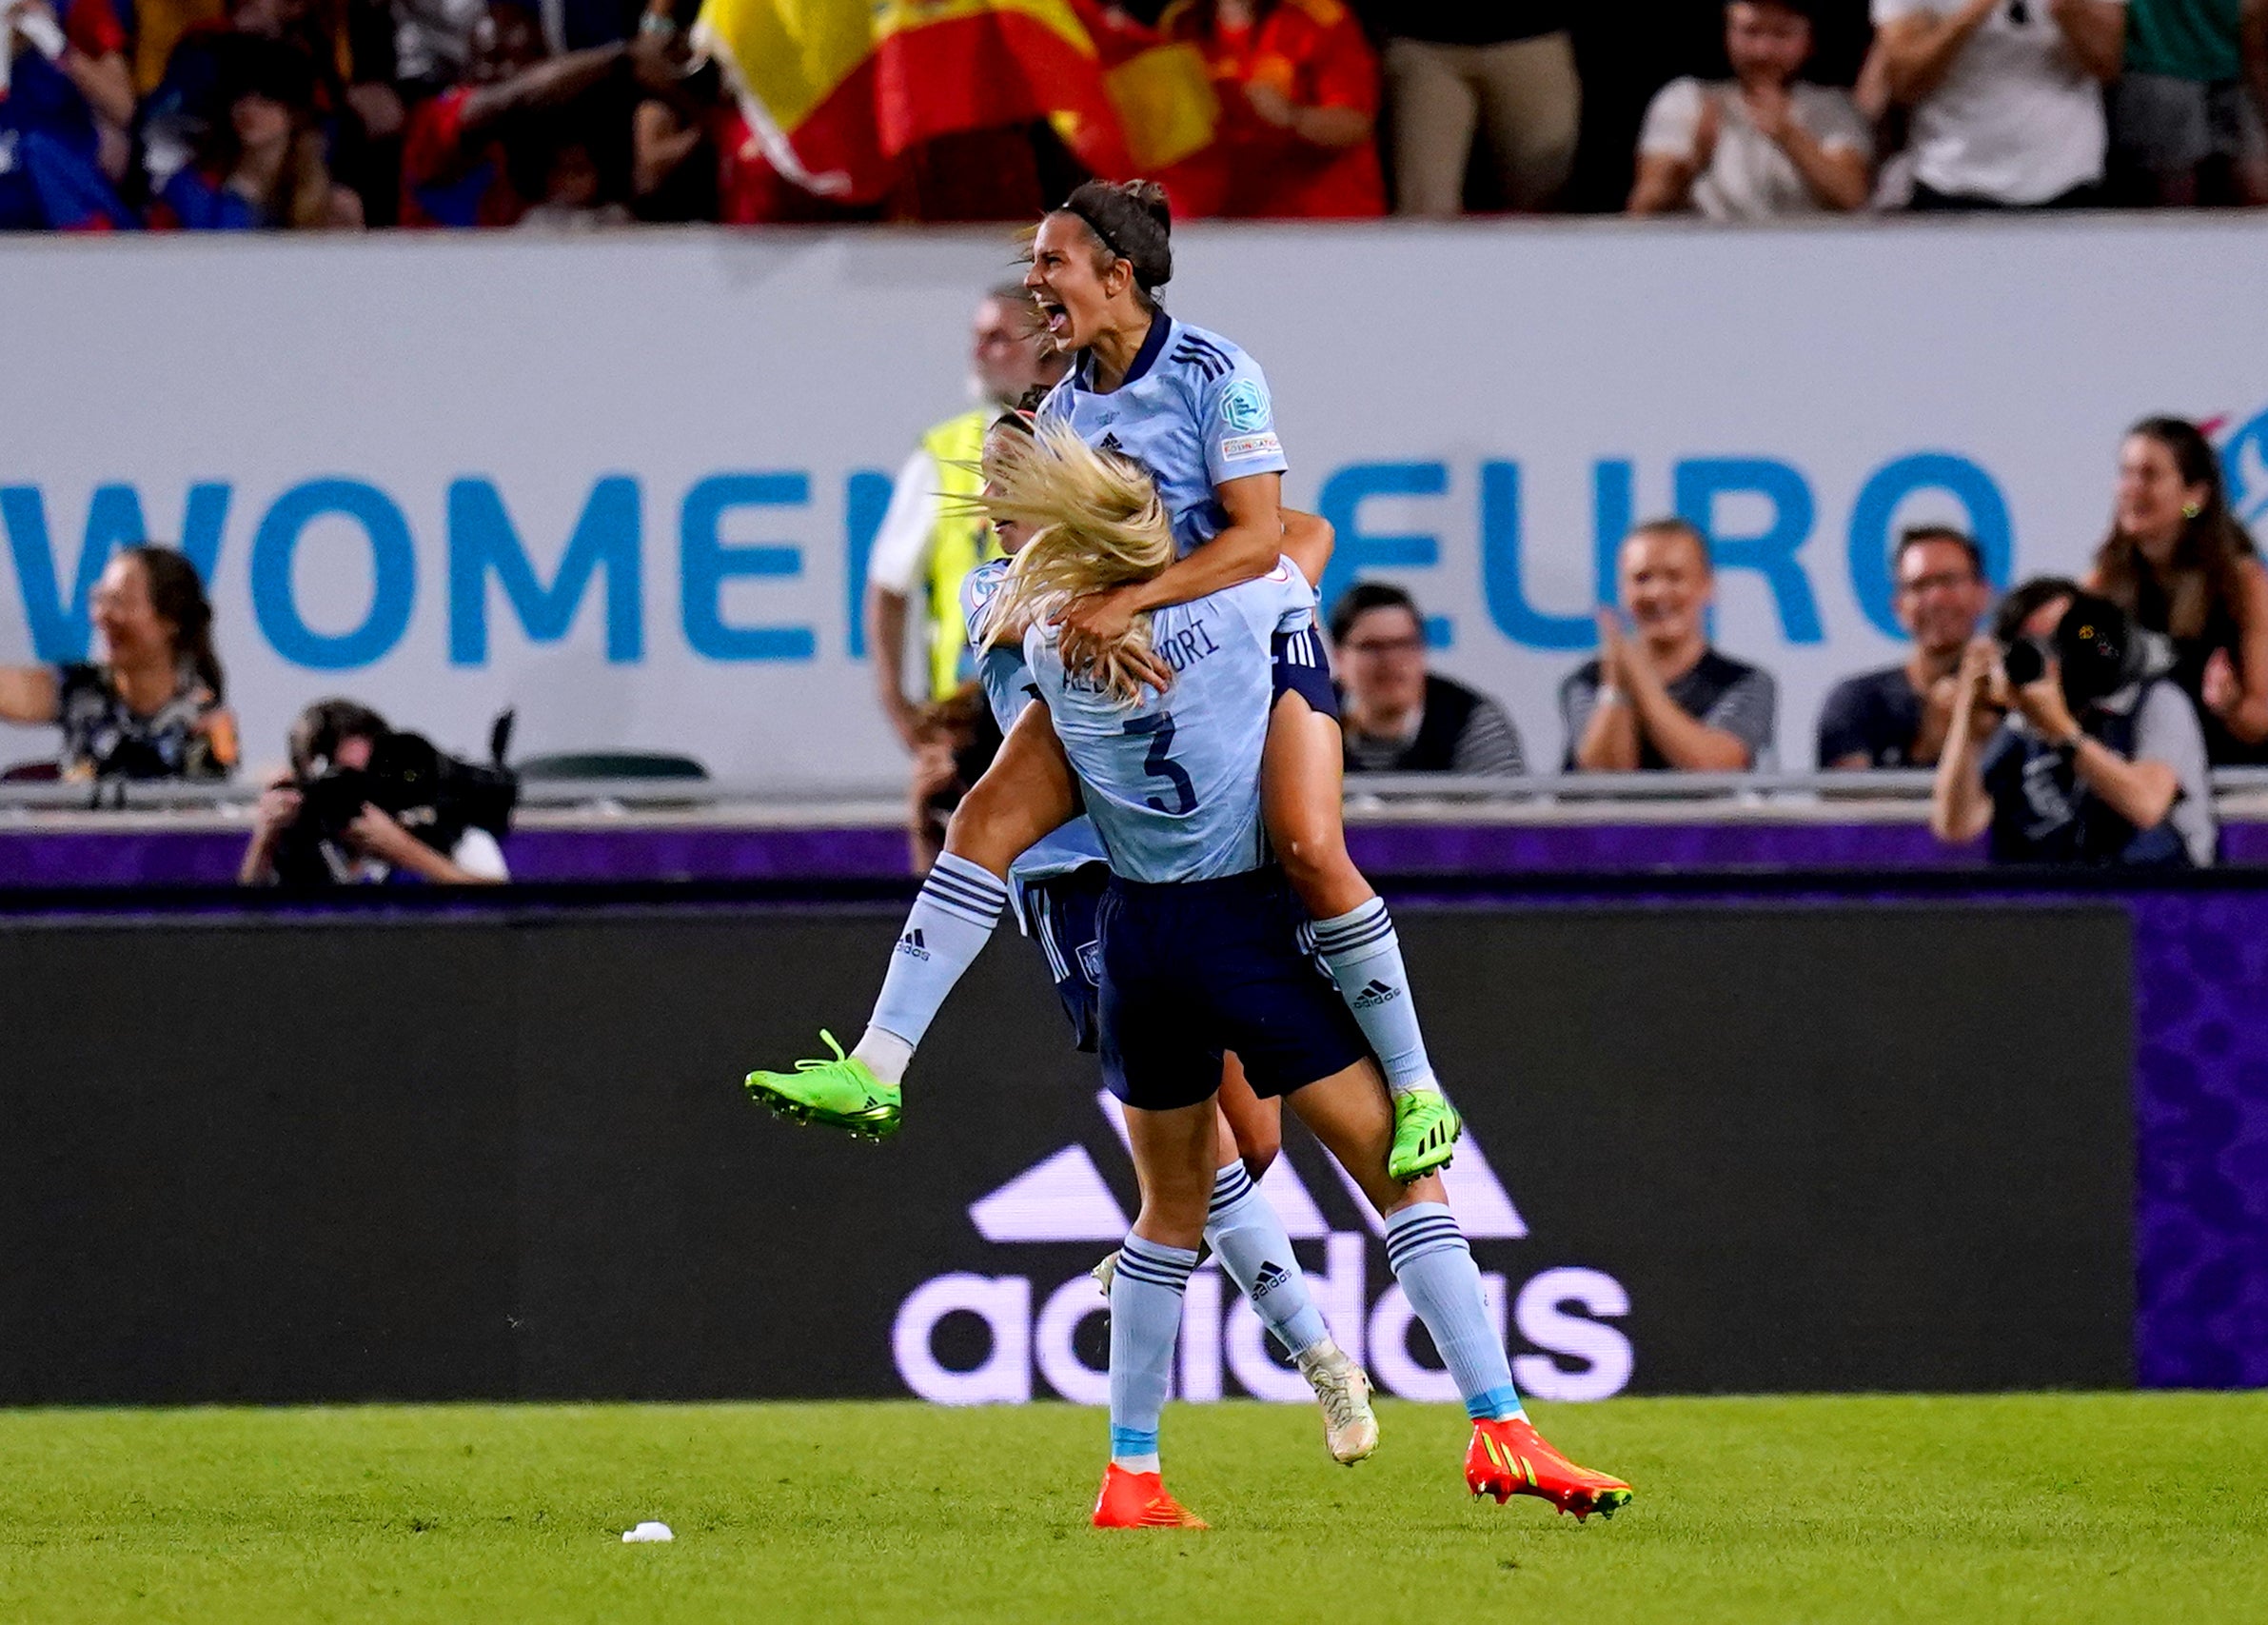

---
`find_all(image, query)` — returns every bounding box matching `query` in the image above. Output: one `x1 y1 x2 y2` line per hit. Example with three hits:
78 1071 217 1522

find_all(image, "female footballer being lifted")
747 181 1459 1189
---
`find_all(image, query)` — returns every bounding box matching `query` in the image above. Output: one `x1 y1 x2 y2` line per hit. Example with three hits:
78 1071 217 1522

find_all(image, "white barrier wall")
6 219 2268 788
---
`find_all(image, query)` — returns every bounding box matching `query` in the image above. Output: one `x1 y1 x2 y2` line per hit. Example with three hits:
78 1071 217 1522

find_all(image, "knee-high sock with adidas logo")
1203 1162 1328 1357
1109 1236 1199 1472
858 853 1009 1080
1385 1202 1526 1422
1312 898 1438 1097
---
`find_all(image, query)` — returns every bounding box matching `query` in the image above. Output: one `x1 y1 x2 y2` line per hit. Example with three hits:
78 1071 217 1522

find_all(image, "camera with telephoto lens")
2000 592 2140 710
275 711 518 882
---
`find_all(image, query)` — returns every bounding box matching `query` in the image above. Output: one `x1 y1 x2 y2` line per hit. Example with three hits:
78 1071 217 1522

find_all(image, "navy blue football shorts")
1097 866 1370 1112
1272 624 1339 720
1020 862 1109 1054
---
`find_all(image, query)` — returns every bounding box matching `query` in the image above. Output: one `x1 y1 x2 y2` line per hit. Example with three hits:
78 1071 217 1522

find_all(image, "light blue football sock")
1204 1162 1328 1358
1385 1203 1526 1422
1109 1235 1199 1472
1312 899 1439 1097
859 853 1008 1072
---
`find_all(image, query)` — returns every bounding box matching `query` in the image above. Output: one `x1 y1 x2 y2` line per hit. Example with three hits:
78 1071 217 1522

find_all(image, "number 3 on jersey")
1122 714 1198 814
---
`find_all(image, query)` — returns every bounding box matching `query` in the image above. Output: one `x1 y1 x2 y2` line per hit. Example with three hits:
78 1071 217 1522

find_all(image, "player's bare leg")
1216 1053 1282 1179
743 706 1081 1135
1094 1096 1215 1530
1092 1057 1374 1464
1263 693 1461 1180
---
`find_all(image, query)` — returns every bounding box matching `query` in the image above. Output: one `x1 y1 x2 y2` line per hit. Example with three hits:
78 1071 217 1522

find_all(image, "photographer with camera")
1931 577 2218 867
239 700 515 886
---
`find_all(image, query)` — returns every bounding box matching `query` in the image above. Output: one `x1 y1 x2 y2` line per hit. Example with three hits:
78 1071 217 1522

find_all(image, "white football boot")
1297 1338 1379 1465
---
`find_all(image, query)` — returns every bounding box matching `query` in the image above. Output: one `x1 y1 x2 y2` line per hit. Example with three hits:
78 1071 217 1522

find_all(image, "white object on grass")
621 1521 675 1543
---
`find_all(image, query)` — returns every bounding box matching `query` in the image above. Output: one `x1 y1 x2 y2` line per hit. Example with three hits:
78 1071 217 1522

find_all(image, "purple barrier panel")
4 819 2263 884
2131 891 2268 1387
0 830 245 886
1346 821 1980 872
503 826 910 882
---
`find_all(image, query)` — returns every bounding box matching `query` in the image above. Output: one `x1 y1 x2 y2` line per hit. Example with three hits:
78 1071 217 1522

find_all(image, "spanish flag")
692 0 1134 202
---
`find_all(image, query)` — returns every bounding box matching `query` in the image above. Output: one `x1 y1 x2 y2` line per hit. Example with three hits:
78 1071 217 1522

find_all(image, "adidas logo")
1098 431 1125 454
1350 979 1401 1009
896 928 930 961
890 1090 1630 1410
966 1089 1526 1246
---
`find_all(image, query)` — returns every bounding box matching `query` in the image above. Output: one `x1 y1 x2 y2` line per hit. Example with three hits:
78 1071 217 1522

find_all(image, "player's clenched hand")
1060 586 1140 658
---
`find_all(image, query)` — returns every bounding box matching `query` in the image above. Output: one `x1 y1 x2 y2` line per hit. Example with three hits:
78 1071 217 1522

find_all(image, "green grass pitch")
4 1394 2265 1624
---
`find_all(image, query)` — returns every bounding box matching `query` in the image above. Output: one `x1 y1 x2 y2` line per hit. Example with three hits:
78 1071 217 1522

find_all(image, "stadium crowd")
0 352 2261 878
3 0 2264 231
849 287 2266 871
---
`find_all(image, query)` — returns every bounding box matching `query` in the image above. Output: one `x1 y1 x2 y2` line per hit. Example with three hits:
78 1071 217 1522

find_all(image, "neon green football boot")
1387 1088 1461 1181
743 1030 901 1139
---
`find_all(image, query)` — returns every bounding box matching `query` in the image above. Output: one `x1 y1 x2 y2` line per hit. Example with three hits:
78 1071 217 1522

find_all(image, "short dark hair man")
1931 580 2218 866
1562 518 1778 771
1818 525 1996 767
1329 582 1525 775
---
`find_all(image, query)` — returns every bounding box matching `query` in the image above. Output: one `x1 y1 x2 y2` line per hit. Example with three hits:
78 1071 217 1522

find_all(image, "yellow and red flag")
1075 2 1219 175
692 0 1134 202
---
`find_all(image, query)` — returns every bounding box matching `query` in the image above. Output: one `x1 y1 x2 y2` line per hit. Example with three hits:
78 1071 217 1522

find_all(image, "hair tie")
1065 202 1125 264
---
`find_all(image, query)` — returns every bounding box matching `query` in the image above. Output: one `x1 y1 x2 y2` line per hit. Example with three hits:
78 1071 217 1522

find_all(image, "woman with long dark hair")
2085 416 2268 764
745 180 1461 1190
0 545 237 780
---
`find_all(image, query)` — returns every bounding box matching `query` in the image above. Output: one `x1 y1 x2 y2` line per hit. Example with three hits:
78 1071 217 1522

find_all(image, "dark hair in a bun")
1054 179 1173 306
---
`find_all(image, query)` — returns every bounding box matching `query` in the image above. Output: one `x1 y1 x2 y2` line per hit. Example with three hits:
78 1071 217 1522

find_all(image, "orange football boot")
1092 1464 1209 1530
1465 1417 1633 1520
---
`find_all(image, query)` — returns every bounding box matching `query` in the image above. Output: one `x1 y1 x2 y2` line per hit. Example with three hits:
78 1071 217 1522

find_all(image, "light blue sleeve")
959 560 1035 737
1265 557 1320 634
962 556 1109 886
1034 376 1076 428
1200 347 1288 488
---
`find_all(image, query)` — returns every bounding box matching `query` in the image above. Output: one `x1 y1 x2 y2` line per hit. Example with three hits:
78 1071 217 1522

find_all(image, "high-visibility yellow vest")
920 407 1003 701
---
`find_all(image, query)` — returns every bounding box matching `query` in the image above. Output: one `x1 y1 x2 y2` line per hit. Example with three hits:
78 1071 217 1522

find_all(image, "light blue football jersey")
959 559 1109 885
1022 559 1318 884
1035 316 1287 556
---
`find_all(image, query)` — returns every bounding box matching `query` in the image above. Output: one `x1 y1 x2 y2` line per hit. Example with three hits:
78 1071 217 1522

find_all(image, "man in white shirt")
1873 0 2126 208
863 286 1067 750
1630 0 1874 219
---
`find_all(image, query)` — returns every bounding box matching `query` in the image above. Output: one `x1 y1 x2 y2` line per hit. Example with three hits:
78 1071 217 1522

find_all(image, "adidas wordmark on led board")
894 1093 1633 1408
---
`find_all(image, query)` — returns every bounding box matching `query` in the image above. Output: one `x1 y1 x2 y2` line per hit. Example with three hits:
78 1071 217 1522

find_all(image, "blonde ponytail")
974 422 1177 704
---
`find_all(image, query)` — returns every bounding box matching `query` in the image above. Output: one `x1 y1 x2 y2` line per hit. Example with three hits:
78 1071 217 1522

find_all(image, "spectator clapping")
1562 519 1779 773
1871 0 2123 209
1630 0 1872 219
